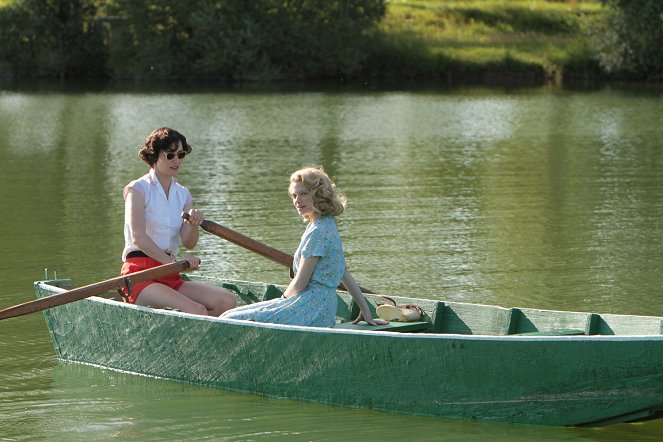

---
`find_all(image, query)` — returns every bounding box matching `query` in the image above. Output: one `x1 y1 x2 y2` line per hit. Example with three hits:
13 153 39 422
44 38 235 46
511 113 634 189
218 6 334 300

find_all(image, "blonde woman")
221 166 386 328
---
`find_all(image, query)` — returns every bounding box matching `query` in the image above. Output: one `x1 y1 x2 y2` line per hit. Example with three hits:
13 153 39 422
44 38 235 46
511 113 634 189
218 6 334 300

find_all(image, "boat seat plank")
596 313 663 335
263 284 283 300
334 321 430 333
222 283 261 305
429 301 446 333
510 308 593 335
437 303 513 335
514 328 586 336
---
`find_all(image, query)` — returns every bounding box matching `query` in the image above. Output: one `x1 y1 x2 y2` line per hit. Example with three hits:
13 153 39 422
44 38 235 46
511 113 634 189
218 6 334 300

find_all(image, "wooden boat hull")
34 276 663 426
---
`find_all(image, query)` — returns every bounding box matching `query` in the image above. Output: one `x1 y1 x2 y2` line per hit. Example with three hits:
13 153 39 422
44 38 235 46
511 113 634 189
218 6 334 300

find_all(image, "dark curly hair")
139 127 192 166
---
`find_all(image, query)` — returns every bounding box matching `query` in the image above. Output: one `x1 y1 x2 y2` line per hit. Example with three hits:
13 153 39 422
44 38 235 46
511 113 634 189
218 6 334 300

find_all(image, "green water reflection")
1 83 663 440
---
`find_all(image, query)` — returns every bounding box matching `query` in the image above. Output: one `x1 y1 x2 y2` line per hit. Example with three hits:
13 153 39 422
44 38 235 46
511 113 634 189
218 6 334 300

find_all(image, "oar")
0 260 190 321
183 213 373 294
184 213 294 269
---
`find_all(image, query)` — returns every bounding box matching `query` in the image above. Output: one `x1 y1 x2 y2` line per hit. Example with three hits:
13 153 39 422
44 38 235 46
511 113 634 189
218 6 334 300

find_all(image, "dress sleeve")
299 225 328 258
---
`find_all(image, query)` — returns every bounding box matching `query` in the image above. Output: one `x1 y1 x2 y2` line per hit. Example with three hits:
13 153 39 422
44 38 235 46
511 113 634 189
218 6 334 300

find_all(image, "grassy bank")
373 0 604 82
0 0 608 83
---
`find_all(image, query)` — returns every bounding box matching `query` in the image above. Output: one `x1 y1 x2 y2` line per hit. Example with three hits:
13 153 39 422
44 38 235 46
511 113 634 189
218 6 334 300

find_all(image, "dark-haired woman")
119 127 235 315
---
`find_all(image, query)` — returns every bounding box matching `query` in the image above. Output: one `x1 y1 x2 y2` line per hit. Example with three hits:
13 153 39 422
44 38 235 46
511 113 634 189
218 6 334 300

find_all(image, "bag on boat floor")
376 296 425 322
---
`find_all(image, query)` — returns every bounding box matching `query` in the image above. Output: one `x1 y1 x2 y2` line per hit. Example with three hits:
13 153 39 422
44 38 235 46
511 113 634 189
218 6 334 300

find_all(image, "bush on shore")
106 0 386 81
591 0 663 80
0 0 107 79
0 0 660 83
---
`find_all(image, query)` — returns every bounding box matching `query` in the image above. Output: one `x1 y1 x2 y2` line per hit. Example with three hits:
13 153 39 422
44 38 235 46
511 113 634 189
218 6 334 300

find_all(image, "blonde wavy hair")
289 166 346 218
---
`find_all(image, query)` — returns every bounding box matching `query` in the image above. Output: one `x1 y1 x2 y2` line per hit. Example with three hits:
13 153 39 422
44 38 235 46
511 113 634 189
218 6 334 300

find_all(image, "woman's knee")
220 289 236 309
177 282 236 315
209 290 236 315
187 303 209 316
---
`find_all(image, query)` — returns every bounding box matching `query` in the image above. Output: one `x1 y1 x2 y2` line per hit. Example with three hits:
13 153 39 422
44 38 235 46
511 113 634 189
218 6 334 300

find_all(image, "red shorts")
120 257 185 304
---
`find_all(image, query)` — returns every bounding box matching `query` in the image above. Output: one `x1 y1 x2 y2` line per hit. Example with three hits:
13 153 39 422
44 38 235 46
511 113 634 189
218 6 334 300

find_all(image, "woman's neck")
154 169 172 195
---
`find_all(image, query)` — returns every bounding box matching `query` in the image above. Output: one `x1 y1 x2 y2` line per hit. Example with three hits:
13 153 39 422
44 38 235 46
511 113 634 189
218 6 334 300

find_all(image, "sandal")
376 296 425 322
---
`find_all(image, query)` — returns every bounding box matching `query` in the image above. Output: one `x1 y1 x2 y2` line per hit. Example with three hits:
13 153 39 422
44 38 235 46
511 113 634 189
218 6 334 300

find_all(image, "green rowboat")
34 274 663 427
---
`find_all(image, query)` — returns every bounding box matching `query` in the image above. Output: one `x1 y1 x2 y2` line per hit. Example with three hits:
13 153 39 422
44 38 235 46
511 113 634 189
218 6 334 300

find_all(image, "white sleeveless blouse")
122 169 192 261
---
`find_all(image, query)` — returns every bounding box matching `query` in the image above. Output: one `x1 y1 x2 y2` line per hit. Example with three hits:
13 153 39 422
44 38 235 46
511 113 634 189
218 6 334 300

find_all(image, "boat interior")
42 277 663 336
216 279 663 336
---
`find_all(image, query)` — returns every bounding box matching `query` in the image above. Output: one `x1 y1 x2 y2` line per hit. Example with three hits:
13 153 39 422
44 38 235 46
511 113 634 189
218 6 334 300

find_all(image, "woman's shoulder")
124 173 151 197
311 216 334 225
172 179 191 199
311 216 338 233
128 171 161 187
172 178 189 192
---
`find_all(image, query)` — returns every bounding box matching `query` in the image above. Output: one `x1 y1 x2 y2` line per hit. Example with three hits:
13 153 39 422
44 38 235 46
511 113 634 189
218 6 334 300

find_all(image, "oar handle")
183 212 294 268
0 260 190 321
184 213 373 294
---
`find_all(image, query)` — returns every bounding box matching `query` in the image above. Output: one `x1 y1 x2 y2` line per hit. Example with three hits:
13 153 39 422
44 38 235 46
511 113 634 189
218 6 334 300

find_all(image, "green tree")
106 0 195 79
594 0 663 78
0 0 107 79
1 0 385 81
107 0 386 81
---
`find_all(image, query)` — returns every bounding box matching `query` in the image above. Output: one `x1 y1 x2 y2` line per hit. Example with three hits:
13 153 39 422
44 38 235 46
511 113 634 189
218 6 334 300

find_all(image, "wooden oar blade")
0 260 189 321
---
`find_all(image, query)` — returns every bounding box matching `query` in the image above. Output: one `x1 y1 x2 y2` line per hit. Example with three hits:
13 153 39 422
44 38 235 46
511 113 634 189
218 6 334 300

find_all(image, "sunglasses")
164 150 187 160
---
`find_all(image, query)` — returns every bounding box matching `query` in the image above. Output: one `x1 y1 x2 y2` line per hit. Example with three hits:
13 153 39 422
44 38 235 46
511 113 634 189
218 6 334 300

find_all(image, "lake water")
1 81 662 440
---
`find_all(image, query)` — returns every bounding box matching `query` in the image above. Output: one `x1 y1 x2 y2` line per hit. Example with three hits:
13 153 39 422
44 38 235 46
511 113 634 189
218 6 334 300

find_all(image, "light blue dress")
221 216 345 327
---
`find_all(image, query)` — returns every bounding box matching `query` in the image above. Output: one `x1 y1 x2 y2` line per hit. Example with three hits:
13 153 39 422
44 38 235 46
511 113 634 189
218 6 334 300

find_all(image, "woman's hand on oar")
183 212 374 294
0 260 190 321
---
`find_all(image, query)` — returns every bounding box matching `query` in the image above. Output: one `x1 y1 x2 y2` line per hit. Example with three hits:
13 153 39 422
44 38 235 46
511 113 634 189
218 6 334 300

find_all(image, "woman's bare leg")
178 281 236 316
135 283 208 315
